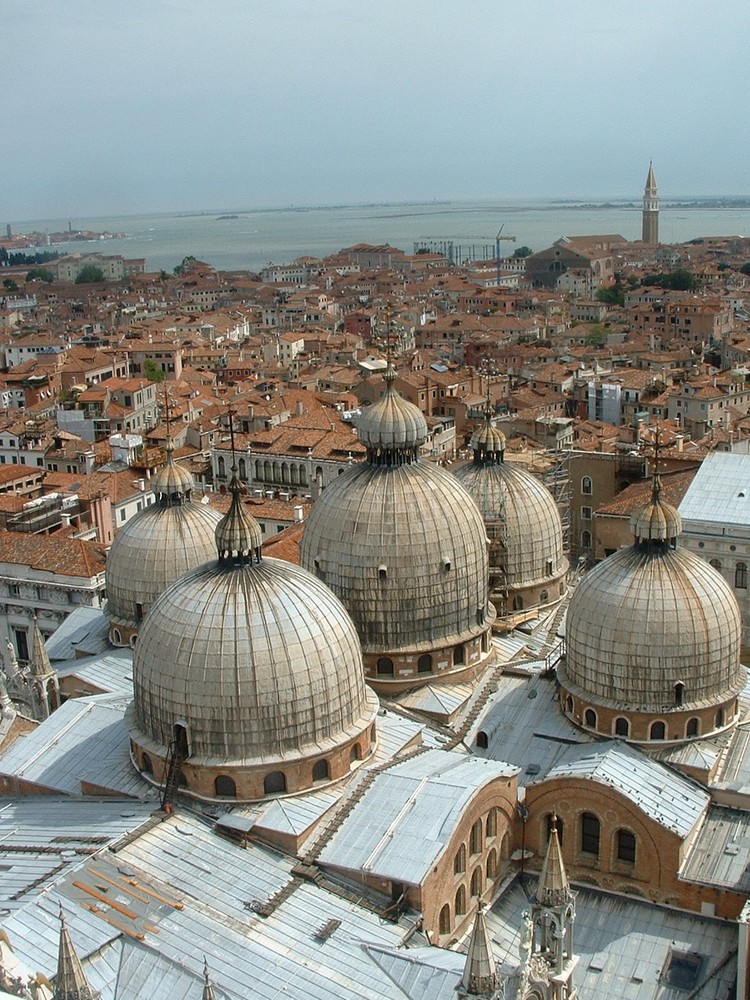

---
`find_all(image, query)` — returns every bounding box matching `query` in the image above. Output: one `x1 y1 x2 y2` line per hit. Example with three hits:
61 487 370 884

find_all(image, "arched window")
540 589 549 604
476 731 489 750
141 752 153 774
546 814 563 846
135 602 144 623
580 813 600 856
650 720 666 740
470 867 482 898
614 717 629 738
486 849 498 880
217 456 226 477
454 845 466 875
173 723 189 758
455 885 466 916
715 707 725 729
111 627 122 645
238 457 246 481
264 771 286 795
581 476 592 495
616 829 636 864
470 819 483 855
312 759 329 782
736 562 749 589
674 682 685 707
584 708 597 729
439 904 451 935
581 530 592 549
710 558 722 571
376 657 394 675
350 743 361 763
512 595 524 611
417 653 432 673
565 695 573 714
486 808 498 839
214 774 236 798
454 644 465 665
686 717 700 738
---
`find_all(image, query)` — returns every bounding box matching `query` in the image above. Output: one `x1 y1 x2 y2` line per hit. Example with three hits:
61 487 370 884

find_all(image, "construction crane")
413 225 517 273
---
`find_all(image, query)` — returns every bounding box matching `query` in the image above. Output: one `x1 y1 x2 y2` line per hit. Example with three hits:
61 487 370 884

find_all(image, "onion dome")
560 476 745 741
105 448 221 646
301 366 494 690
454 409 567 616
129 474 378 799
356 366 428 456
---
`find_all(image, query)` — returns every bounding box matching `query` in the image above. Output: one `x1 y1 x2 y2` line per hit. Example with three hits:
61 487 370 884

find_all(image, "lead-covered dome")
454 408 567 618
356 369 428 452
128 481 378 801
559 478 745 743
300 365 495 691
106 452 221 647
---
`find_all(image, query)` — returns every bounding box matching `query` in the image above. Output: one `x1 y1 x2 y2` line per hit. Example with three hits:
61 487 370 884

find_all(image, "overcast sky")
4 0 748 220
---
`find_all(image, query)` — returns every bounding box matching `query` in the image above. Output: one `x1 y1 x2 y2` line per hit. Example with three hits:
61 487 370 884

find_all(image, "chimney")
293 505 304 523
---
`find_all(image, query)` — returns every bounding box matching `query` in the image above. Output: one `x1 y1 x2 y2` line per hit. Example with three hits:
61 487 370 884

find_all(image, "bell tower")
642 161 659 244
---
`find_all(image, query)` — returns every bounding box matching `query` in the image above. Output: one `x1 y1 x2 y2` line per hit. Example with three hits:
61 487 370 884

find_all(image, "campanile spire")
642 160 659 244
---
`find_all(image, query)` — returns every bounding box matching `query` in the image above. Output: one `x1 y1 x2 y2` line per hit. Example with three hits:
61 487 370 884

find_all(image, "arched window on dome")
486 848 498 880
439 904 451 935
584 708 597 729
112 628 122 645
350 743 361 764
580 813 600 857
135 602 144 623
312 759 329 783
581 530 592 549
141 752 153 775
512 595 524 611
470 819 483 856
376 657 394 676
715 707 725 729
581 476 592 495
710 558 722 571
674 682 685 706
454 844 466 875
264 771 286 795
565 695 573 714
129 634 137 648
470 866 483 898
540 590 549 604
614 717 629 738
476 731 489 749
454 644 465 666
418 653 432 673
686 717 700 738
736 562 748 589
455 885 466 916
616 829 636 864
650 720 666 740
214 774 236 798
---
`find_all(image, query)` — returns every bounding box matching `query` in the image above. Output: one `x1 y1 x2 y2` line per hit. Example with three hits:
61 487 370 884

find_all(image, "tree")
173 255 196 276
75 264 105 284
513 246 533 258
2 278 18 291
642 268 699 291
144 358 166 383
596 283 625 306
26 267 54 283
740 262 750 275
585 323 608 345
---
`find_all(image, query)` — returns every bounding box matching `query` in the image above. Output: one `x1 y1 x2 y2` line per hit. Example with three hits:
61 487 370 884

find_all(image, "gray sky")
4 0 748 220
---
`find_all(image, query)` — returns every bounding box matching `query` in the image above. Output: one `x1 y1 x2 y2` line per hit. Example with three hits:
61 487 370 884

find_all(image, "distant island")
216 214 240 220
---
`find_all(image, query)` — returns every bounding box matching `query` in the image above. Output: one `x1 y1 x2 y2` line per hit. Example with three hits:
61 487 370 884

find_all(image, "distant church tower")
642 161 659 244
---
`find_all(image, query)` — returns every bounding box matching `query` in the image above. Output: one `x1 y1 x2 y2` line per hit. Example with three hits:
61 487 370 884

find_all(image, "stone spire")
29 616 59 722
461 903 499 996
536 816 570 909
201 958 217 1000
53 907 99 1000
642 160 659 244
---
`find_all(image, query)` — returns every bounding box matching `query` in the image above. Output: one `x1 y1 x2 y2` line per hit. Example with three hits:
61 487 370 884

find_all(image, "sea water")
9 199 750 274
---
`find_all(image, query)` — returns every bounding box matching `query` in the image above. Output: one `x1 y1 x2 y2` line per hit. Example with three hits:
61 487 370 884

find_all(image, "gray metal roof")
45 605 111 661
55 649 134 697
679 803 750 893
0 694 153 799
679 450 750 525
540 741 710 837
318 749 518 884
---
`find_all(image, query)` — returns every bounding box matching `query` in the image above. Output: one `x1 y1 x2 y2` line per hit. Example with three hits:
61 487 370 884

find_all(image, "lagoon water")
11 199 750 274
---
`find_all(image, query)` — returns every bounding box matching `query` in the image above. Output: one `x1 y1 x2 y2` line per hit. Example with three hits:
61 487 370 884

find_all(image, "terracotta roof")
0 529 106 577
596 469 697 517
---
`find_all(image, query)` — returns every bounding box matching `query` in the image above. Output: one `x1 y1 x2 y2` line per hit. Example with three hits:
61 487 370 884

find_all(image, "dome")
301 369 494 690
128 482 378 800
105 487 221 645
356 368 428 453
151 453 194 498
560 486 745 741
454 412 567 616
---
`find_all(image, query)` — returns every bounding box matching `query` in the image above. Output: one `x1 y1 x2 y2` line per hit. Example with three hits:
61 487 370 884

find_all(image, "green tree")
75 264 105 283
173 255 196 276
2 278 19 291
513 245 533 258
596 283 625 306
643 268 699 291
26 267 54 283
585 323 608 345
143 358 166 383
